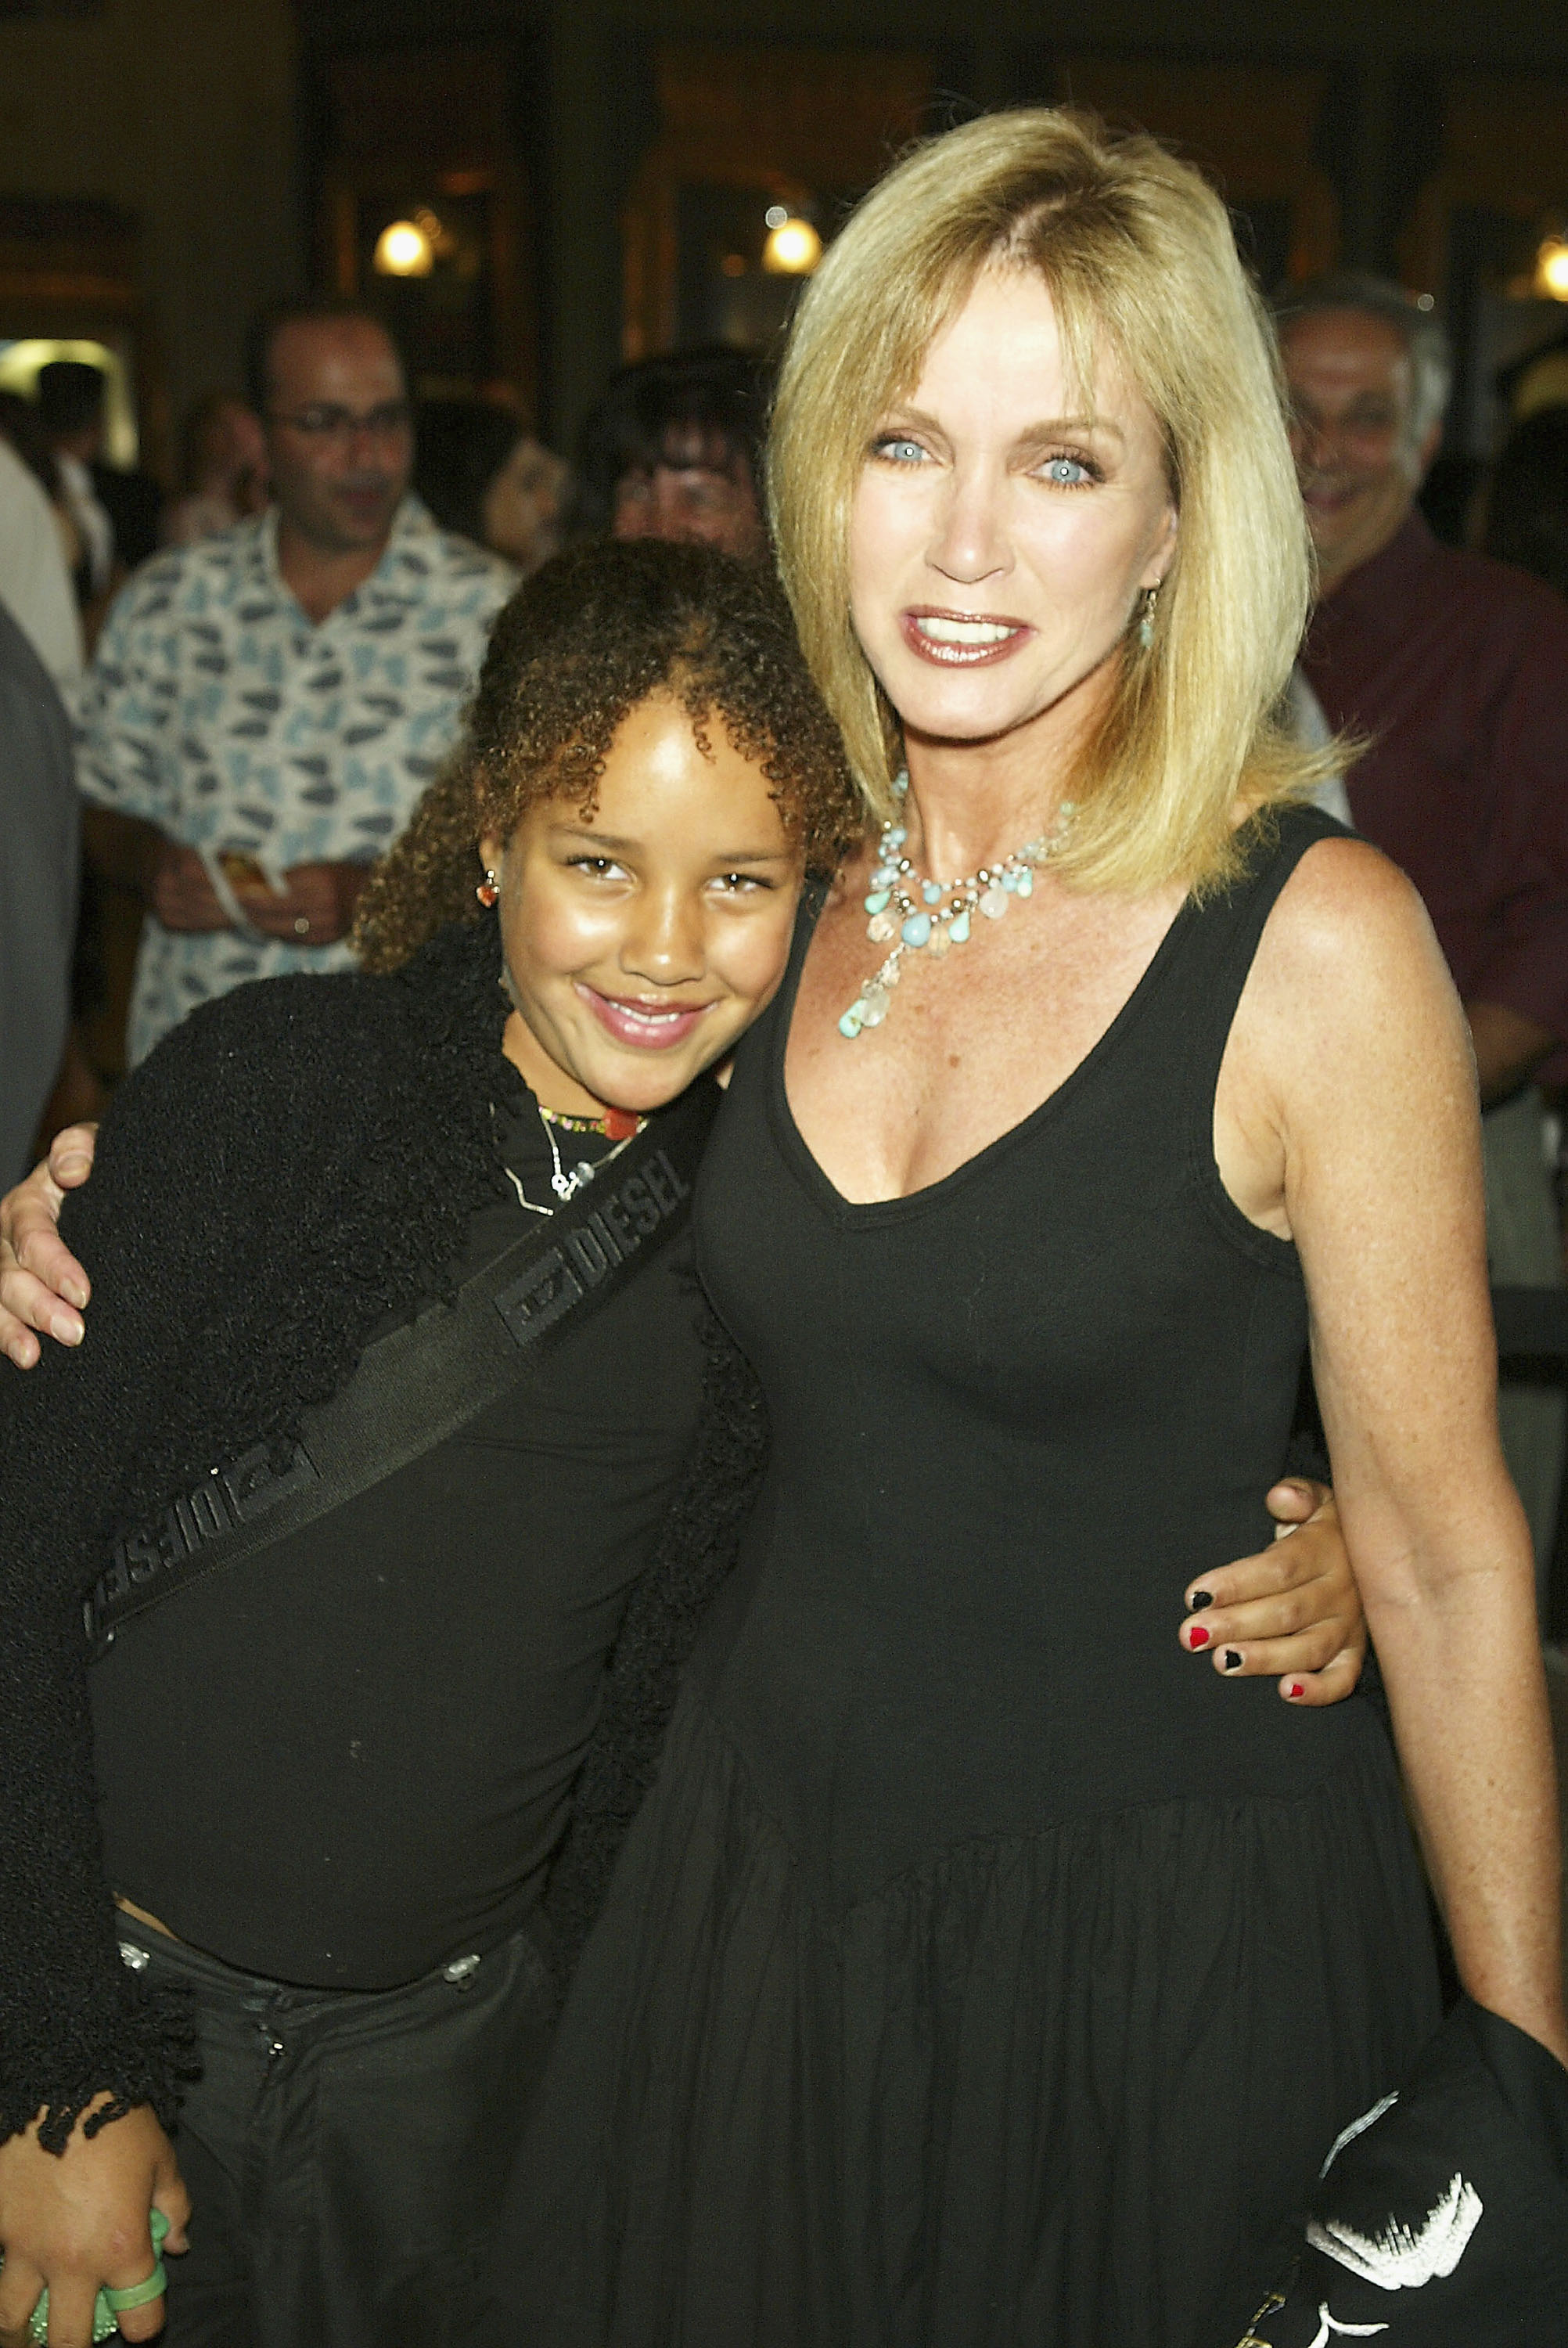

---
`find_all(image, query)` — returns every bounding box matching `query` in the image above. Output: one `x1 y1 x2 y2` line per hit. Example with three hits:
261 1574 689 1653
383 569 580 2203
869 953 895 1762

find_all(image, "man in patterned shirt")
77 296 515 1063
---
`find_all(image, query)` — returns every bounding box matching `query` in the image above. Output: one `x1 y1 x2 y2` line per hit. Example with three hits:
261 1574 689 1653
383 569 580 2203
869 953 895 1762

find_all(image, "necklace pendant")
867 911 897 944
978 884 1010 920
901 911 933 948
926 920 952 957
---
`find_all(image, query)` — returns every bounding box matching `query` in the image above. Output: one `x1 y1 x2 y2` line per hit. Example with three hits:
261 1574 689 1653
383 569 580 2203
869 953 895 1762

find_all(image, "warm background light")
373 219 433 277
762 216 822 275
1534 237 1568 301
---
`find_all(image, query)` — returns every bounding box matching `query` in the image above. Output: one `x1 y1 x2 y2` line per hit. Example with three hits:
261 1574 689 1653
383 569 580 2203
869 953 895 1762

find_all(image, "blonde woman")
492 110 1566 2347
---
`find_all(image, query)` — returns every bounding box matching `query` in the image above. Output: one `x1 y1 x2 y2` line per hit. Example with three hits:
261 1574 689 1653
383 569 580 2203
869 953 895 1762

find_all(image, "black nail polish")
1189 1590 1214 1611
1221 1648 1243 1671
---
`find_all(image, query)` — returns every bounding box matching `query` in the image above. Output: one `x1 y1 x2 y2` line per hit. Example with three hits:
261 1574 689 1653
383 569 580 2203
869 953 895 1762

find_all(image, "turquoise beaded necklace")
837 772 1074 1039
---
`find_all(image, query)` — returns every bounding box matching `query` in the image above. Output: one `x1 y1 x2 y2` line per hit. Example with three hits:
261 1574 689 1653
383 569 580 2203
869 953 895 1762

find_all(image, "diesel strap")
84 1078 721 1658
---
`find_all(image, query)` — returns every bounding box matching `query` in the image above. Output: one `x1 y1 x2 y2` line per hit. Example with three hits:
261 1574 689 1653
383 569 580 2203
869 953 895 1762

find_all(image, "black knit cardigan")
0 918 766 2150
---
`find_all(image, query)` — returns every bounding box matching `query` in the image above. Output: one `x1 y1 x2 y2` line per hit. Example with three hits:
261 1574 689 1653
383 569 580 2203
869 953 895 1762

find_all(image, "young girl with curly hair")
0 537 861 2348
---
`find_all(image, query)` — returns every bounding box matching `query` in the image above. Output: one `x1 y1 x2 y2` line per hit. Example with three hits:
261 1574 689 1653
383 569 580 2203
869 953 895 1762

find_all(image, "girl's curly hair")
353 537 863 974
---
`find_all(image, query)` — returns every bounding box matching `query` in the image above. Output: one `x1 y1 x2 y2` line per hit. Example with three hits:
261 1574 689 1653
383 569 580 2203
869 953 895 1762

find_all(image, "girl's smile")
576 987 714 1051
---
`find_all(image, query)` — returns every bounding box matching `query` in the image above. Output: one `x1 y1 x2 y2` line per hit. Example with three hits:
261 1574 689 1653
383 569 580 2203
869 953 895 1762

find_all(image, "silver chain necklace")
505 1104 645 1215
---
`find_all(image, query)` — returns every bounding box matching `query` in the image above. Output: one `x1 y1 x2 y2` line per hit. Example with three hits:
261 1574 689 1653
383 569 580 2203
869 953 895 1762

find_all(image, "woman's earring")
476 867 500 909
1137 585 1160 650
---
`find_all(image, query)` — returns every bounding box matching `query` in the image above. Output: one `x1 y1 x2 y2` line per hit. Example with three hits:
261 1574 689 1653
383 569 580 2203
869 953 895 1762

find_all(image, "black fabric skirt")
494 1685 1441 2348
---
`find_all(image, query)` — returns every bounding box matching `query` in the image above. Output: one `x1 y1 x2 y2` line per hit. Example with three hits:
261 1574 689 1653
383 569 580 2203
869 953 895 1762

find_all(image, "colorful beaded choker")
531 1102 646 1207
538 1103 643 1141
837 773 1074 1039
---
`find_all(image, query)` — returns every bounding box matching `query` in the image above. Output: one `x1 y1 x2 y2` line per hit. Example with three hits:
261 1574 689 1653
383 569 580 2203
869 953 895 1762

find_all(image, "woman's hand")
1179 1478 1365 1703
0 2101 189 2347
0 1127 95 1368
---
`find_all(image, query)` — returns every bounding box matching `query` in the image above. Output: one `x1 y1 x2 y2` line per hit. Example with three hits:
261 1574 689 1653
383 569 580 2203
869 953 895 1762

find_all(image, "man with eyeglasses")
74 296 514 1064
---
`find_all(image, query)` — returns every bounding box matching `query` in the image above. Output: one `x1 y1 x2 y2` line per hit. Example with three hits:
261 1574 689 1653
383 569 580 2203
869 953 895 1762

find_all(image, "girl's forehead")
519 694 792 847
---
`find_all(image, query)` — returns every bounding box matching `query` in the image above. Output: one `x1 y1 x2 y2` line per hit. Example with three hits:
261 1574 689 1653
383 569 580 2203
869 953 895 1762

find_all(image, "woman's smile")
901 607 1034 665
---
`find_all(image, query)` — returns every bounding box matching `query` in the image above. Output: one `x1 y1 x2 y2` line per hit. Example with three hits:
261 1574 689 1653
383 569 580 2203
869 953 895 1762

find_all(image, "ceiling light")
762 218 822 275
373 220 434 278
1534 238 1568 301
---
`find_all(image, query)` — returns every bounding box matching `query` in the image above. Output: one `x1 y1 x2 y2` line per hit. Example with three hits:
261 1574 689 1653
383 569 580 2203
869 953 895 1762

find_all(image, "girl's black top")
89 1097 707 1991
0 918 761 2150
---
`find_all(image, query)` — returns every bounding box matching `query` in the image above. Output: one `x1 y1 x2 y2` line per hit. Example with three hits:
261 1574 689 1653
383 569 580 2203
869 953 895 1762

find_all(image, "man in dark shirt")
1278 273 1568 1590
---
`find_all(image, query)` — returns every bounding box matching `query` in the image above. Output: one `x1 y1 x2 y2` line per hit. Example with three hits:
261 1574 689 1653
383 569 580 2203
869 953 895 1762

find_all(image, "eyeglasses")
268 402 413 443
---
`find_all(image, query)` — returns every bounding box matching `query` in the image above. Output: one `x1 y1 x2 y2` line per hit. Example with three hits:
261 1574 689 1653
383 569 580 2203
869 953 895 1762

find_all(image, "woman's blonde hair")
769 107 1325 894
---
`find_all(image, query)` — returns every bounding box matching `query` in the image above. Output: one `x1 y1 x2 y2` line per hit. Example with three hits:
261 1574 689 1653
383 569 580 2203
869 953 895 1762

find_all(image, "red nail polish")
1286 1680 1304 1698
1189 1625 1210 1649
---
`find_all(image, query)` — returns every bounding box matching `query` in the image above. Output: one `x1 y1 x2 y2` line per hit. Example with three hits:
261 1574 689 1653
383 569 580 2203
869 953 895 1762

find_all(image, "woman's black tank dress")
501 805 1441 2348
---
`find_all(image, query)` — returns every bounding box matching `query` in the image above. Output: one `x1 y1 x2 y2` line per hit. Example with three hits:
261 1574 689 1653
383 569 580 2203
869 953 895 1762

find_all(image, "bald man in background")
77 295 512 1064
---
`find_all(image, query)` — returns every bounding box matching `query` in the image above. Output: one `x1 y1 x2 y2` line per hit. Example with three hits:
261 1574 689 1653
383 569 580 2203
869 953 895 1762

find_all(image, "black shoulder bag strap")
85 1079 721 1658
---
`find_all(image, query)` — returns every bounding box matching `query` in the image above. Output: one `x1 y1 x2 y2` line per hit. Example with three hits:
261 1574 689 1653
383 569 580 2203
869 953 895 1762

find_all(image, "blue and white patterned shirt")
75 496 514 1062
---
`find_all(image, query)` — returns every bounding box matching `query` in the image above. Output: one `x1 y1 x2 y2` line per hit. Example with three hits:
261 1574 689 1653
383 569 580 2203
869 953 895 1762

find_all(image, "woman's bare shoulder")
1252 832 1458 1035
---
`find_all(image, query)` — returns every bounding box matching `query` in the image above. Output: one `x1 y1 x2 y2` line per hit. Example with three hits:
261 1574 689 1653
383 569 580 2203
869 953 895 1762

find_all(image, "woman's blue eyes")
872 438 1098 486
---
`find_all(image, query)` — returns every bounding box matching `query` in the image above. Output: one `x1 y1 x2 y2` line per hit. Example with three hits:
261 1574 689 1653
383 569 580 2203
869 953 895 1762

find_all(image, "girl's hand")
1179 1479 1366 1705
0 2100 189 2348
0 1125 95 1367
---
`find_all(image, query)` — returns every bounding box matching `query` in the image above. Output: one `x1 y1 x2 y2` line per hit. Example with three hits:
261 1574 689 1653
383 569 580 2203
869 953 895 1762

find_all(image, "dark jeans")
117 1914 556 2348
